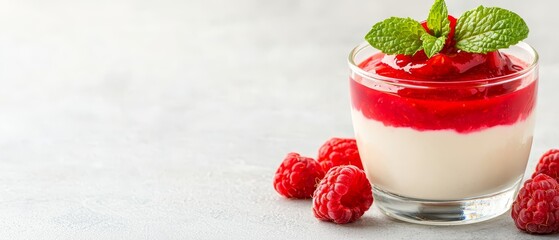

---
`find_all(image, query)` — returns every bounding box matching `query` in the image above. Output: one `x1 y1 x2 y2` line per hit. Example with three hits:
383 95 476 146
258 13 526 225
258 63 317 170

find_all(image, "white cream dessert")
350 50 538 200
352 109 535 200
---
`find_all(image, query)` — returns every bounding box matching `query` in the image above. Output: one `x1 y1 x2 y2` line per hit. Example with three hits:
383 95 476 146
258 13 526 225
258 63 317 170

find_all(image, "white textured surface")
0 0 558 239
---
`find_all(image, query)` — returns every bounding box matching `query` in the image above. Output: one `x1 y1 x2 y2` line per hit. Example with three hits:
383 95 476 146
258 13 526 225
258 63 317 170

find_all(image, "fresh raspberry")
511 174 559 234
317 138 363 172
532 149 559 181
312 165 373 224
273 153 325 199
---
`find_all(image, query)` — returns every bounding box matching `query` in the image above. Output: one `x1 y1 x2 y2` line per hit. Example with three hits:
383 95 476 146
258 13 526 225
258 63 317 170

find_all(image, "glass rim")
348 41 539 88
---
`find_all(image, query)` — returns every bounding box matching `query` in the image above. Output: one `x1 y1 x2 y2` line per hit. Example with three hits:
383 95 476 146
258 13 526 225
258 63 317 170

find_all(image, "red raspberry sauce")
350 52 537 133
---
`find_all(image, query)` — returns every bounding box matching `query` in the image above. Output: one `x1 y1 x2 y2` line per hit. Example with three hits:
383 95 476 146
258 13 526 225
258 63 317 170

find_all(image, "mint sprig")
364 0 530 58
365 17 426 55
365 0 450 57
427 0 450 37
421 34 446 58
454 6 529 53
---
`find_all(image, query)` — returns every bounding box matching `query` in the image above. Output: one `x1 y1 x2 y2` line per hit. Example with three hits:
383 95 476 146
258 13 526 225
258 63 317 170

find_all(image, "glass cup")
348 42 538 225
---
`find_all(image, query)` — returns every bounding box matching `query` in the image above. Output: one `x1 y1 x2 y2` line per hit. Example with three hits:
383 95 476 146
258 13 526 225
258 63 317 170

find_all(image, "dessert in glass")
349 1 537 224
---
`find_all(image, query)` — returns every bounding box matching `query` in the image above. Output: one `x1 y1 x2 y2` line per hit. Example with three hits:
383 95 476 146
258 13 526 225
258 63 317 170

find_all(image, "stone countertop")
0 0 558 239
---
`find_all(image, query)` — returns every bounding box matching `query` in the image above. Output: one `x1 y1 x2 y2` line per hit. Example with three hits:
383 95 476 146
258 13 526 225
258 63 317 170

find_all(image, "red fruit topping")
420 20 428 31
317 138 363 172
533 149 559 181
312 166 373 224
486 50 514 74
370 16 522 82
411 52 456 77
352 52 536 133
372 48 521 81
511 174 559 234
273 153 325 199
444 15 457 51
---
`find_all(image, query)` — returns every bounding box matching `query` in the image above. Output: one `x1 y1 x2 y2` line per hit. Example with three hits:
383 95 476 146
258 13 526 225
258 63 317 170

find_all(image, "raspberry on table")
317 138 363 172
511 173 559 234
312 165 373 224
273 152 325 199
532 149 559 181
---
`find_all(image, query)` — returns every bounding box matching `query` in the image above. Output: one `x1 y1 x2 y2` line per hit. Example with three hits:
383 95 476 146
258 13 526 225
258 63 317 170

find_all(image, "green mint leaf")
365 17 426 55
421 34 446 58
454 6 529 53
427 0 450 37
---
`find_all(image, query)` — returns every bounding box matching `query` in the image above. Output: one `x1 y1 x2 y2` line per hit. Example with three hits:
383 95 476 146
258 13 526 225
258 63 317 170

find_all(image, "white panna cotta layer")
351 109 535 200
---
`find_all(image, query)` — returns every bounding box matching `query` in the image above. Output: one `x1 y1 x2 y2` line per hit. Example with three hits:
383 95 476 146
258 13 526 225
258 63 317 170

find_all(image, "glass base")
373 179 522 225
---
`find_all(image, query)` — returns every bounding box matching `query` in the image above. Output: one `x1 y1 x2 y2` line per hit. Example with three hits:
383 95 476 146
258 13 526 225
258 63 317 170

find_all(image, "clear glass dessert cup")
348 42 539 225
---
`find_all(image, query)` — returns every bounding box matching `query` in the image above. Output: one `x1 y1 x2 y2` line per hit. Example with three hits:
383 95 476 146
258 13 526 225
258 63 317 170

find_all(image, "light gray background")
0 0 558 239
